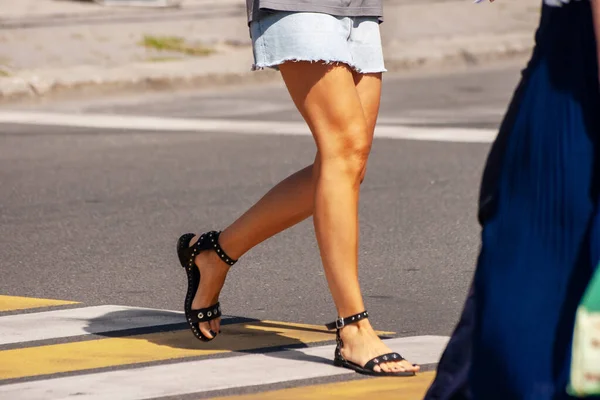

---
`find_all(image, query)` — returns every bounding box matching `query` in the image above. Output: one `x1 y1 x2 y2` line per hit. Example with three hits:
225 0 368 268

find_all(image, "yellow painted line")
0 295 78 312
0 320 360 380
209 372 436 400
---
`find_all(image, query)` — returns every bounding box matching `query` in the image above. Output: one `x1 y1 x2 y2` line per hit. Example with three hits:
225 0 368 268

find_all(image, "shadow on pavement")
82 308 336 366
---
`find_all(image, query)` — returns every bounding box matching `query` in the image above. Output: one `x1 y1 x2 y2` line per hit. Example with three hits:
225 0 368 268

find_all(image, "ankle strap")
325 310 369 330
194 231 237 266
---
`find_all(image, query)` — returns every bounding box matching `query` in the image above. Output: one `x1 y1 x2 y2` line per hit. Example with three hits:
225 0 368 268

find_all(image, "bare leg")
219 162 317 259
189 164 316 339
191 64 416 373
278 61 417 373
215 73 382 262
285 62 367 325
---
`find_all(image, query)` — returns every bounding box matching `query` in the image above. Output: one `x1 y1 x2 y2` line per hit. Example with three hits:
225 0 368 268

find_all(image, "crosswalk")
0 295 447 400
0 111 497 143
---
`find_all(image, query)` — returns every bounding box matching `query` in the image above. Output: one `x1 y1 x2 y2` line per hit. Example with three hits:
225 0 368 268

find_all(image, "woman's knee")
318 123 372 179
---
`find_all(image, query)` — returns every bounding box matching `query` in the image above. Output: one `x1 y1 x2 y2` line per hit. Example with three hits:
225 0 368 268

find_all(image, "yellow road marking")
1 320 378 380
0 295 78 312
209 372 436 400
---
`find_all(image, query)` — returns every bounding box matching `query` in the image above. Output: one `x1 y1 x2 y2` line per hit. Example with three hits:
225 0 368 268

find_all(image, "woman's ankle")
216 229 246 260
195 248 231 270
340 318 372 335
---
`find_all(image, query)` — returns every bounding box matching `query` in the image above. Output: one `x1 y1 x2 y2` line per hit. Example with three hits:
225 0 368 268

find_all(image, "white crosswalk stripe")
0 298 448 400
0 111 497 143
0 305 186 345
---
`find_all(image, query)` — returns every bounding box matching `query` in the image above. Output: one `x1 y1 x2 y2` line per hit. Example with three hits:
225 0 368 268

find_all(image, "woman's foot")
189 235 232 340
339 320 420 373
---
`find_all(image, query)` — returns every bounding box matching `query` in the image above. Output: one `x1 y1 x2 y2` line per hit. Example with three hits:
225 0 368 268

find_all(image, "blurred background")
0 0 540 86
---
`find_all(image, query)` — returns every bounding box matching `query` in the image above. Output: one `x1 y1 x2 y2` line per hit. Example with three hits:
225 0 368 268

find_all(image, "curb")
0 32 534 103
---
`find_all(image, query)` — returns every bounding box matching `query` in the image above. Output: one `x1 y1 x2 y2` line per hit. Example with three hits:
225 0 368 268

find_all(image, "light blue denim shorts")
250 11 386 74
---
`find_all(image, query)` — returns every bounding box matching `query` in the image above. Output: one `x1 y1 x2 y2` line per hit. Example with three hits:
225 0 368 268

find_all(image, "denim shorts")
250 11 386 74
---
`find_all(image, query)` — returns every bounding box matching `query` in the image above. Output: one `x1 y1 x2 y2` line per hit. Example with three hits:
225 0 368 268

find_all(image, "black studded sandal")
326 310 416 377
177 230 237 342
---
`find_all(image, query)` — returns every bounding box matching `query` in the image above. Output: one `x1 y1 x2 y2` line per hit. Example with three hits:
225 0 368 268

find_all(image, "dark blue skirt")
425 2 600 399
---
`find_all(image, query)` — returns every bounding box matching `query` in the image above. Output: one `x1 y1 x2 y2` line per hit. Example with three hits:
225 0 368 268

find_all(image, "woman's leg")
190 78 374 340
192 63 415 372
190 163 317 339
214 72 382 263
276 61 417 373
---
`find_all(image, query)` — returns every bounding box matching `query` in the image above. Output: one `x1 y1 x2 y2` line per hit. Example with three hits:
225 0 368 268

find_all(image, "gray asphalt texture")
0 63 523 337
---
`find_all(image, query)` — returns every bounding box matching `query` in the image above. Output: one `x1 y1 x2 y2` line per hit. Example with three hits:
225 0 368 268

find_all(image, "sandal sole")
334 358 416 377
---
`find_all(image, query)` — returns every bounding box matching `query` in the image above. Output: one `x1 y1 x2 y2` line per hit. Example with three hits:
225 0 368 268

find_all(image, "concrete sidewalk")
0 0 541 101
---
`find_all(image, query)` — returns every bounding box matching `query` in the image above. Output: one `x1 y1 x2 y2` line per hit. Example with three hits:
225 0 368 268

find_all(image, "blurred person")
424 0 600 399
175 0 420 376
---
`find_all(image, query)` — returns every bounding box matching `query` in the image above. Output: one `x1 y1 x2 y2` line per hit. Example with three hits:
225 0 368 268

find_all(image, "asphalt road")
0 63 523 337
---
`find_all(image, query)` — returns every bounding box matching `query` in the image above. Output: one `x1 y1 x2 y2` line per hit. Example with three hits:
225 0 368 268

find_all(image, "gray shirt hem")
248 1 383 23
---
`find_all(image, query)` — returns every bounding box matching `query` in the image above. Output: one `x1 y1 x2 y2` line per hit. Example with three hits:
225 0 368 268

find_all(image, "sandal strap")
189 302 222 323
191 231 237 266
325 310 369 330
363 352 405 371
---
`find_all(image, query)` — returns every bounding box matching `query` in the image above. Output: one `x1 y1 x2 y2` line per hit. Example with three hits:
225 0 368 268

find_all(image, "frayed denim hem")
251 58 387 74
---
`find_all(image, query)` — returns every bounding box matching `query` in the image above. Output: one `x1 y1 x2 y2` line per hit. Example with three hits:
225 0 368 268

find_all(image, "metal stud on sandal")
325 311 416 377
176 230 237 342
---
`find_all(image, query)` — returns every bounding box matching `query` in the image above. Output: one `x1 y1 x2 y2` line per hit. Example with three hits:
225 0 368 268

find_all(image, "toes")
390 362 405 372
378 361 419 373
375 362 411 374
379 363 392 373
209 319 221 335
382 362 402 373
399 360 418 372
199 322 215 339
